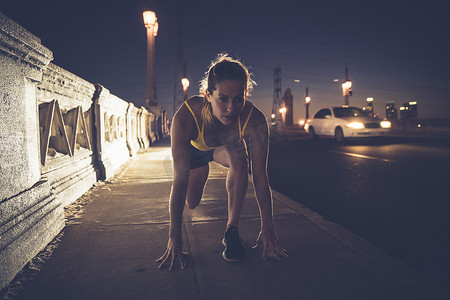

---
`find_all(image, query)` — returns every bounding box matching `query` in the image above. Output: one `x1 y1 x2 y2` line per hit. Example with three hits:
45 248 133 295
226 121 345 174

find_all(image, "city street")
268 132 450 288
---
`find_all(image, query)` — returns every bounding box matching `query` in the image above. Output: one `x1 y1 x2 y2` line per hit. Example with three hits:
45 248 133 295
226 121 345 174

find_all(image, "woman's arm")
247 107 287 260
157 104 193 270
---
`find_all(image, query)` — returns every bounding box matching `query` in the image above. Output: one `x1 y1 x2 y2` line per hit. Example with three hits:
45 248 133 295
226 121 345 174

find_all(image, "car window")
314 109 332 119
333 107 368 118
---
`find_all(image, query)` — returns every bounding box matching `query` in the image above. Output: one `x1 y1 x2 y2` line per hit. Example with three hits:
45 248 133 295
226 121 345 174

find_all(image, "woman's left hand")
252 229 288 260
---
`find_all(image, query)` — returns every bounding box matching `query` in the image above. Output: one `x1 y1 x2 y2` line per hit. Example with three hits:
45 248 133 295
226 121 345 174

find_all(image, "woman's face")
206 79 246 126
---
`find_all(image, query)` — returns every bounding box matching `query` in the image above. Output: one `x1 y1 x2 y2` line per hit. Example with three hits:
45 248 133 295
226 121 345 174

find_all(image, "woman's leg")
185 164 209 209
213 143 249 228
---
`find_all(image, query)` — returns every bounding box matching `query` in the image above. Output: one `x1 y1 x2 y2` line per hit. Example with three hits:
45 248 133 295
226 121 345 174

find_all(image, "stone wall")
0 12 169 290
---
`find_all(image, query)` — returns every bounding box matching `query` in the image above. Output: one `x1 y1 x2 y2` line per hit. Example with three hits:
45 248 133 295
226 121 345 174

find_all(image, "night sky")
2 0 449 120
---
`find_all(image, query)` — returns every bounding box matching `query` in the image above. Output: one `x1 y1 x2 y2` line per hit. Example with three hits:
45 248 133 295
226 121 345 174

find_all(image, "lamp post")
305 86 311 119
143 10 159 108
341 67 352 106
181 77 189 101
366 97 374 117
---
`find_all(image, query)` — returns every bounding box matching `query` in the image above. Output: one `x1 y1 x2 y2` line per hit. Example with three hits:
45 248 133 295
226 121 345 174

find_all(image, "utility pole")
272 67 282 126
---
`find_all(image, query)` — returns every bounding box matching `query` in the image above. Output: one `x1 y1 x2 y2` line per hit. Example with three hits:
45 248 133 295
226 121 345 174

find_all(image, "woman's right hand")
156 235 187 271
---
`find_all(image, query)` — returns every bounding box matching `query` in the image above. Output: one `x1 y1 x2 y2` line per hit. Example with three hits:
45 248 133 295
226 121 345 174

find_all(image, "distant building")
385 102 397 120
400 101 418 119
282 88 293 127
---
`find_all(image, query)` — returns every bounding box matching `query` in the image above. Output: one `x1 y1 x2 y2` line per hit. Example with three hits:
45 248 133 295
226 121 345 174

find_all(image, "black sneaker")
222 226 245 262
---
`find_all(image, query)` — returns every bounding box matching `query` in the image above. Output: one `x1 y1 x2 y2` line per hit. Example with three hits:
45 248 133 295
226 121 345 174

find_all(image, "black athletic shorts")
190 144 214 169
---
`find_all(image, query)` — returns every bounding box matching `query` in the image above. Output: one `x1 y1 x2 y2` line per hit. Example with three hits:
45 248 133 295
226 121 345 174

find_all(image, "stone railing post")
0 12 64 289
126 103 140 157
93 84 130 179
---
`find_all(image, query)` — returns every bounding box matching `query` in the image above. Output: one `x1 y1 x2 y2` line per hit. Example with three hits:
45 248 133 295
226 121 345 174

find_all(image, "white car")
304 106 391 142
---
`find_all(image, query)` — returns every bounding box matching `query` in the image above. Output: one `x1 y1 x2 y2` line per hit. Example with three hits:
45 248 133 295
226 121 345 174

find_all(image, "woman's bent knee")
230 154 248 173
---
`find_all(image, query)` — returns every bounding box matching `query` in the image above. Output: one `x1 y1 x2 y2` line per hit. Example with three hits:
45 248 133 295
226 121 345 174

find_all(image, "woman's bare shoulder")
247 102 267 126
172 96 203 140
175 96 202 119
186 95 204 112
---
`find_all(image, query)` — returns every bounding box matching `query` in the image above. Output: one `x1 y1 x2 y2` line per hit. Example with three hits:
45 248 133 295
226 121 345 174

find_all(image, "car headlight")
345 122 364 129
380 121 391 128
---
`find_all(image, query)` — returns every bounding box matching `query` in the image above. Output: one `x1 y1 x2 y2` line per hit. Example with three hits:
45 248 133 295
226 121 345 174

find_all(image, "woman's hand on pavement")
252 229 288 260
157 236 187 271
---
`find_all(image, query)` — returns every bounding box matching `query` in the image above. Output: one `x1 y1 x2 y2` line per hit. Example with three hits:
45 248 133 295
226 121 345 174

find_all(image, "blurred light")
400 107 405 110
294 79 301 83
304 123 309 130
366 97 374 102
279 107 287 114
345 81 352 89
380 121 391 128
181 77 189 92
333 79 339 82
346 122 364 129
409 101 417 105
143 11 157 28
418 124 422 128
299 120 305 126
305 96 311 104
271 114 275 119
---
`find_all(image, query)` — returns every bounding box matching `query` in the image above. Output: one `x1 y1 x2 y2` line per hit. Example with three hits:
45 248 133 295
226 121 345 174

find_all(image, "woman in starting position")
157 54 287 270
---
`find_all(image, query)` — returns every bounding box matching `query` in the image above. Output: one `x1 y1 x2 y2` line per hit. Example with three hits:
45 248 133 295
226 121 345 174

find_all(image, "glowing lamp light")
342 81 352 89
341 80 352 96
305 96 311 104
143 11 157 28
400 107 405 111
409 101 417 105
366 97 374 102
271 114 275 119
279 107 287 114
181 77 189 92
299 120 305 126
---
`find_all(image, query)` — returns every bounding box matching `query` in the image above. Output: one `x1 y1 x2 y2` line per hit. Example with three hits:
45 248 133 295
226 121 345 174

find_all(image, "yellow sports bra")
184 100 254 152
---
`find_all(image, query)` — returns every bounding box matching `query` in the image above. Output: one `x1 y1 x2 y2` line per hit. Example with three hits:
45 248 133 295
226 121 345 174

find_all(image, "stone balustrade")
0 12 169 290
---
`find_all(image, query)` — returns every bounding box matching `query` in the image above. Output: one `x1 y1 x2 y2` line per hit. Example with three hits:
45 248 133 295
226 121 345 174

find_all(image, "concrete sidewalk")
2 139 439 299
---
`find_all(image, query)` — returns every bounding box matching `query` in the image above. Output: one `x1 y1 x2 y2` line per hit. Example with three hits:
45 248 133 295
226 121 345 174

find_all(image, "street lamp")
143 10 159 107
366 97 374 117
181 77 189 101
305 86 310 120
305 96 311 118
342 67 352 106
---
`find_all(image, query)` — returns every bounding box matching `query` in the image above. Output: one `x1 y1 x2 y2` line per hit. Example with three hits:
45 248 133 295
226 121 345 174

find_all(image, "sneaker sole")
222 238 245 262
